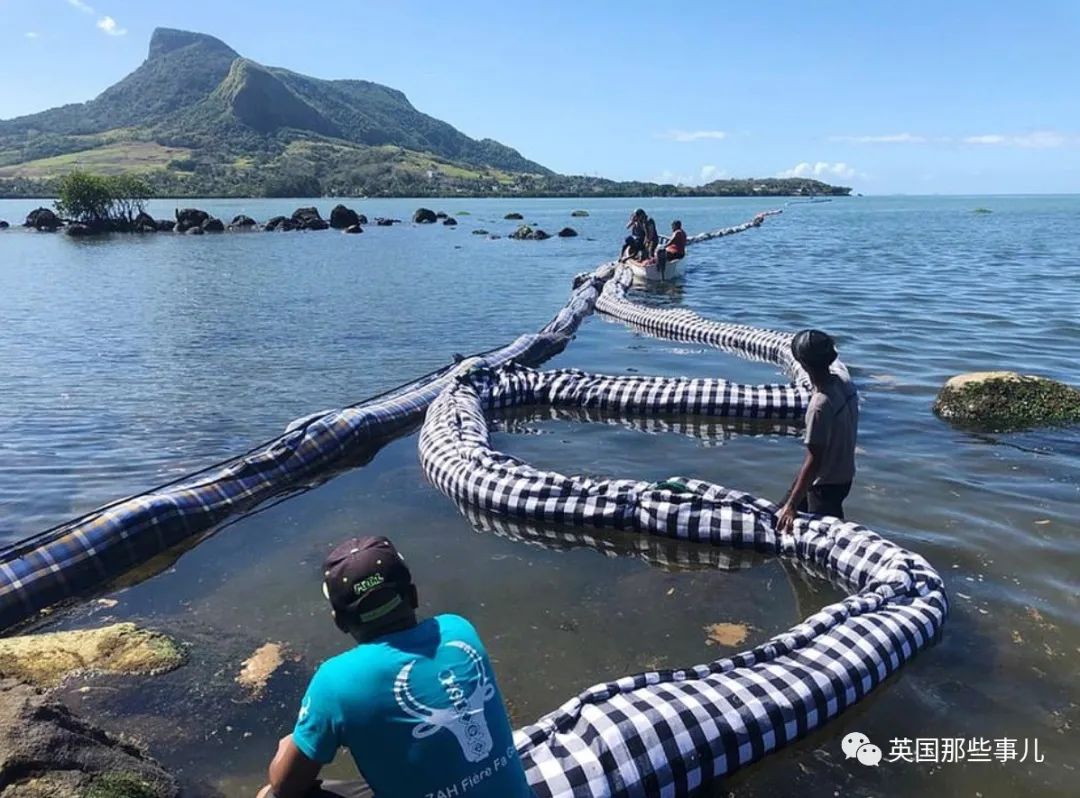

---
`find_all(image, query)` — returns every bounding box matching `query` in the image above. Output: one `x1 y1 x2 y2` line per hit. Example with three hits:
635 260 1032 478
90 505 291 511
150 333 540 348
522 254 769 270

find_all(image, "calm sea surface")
1 196 1078 796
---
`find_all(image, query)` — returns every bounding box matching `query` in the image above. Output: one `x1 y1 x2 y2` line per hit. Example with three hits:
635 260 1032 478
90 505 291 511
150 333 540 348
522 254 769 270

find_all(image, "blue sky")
3 0 1079 194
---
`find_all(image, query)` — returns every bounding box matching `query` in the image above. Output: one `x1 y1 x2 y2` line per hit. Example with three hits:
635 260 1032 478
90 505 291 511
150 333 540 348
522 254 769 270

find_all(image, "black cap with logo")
322 536 414 630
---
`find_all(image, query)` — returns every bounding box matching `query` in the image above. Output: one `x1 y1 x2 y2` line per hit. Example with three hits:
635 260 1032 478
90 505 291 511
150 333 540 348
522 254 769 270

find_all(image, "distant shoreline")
0 192 851 202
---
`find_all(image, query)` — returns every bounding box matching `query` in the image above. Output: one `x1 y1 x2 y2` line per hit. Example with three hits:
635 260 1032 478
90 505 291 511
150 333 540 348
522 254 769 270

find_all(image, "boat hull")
627 257 685 282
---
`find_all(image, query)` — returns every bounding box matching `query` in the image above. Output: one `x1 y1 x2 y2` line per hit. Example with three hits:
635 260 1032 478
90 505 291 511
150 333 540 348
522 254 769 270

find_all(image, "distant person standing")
257 536 532 798
777 330 859 531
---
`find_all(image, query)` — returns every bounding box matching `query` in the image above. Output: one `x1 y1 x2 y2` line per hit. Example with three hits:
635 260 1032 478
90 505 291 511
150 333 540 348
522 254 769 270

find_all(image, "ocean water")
1 196 1077 797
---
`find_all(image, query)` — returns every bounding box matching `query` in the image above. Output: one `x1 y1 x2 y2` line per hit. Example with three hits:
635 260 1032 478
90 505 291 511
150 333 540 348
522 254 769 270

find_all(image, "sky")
2 0 1079 194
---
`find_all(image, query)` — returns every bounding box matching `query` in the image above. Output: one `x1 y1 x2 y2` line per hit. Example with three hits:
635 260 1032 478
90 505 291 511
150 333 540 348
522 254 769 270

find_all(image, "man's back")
805 372 859 486
293 614 532 798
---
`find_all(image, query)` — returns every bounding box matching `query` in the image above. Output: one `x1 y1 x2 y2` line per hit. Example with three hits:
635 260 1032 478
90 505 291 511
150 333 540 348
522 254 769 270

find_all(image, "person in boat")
776 330 859 532
653 219 687 271
620 208 647 260
256 536 532 798
643 214 659 259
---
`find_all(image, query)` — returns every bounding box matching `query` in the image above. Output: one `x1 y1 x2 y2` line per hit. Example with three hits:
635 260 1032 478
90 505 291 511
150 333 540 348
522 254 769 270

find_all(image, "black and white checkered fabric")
419 364 948 798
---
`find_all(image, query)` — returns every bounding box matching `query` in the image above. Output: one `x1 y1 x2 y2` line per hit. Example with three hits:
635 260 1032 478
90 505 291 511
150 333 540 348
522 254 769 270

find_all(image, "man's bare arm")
258 734 322 798
777 445 822 532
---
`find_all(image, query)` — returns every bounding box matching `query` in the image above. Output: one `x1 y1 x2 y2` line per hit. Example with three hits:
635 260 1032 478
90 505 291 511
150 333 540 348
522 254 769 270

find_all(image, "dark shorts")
797 482 851 519
624 235 645 255
278 780 371 798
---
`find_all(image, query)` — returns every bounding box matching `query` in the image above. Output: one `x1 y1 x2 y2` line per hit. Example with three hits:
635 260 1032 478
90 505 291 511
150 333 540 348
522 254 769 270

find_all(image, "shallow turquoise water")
1 196 1078 796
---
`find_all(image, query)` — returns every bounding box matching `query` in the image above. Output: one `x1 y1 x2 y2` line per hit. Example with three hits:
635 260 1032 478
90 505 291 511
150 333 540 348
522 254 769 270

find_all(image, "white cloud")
699 165 726 182
24 31 40 39
653 165 729 186
67 0 95 13
777 161 860 180
96 15 127 36
963 131 1069 148
829 133 927 144
658 130 728 143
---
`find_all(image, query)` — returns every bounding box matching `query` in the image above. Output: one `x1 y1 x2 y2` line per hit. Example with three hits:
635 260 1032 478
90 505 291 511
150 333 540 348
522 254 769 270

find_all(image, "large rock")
200 217 225 233
65 223 95 237
229 214 257 229
0 678 178 798
0 623 184 688
155 219 175 232
509 224 550 240
557 227 578 237
329 204 360 229
504 212 523 220
264 215 295 232
25 207 61 231
435 211 448 219
291 207 329 230
133 212 157 233
413 207 437 224
531 228 551 240
934 371 1080 432
0 220 9 229
174 208 208 233
442 217 457 226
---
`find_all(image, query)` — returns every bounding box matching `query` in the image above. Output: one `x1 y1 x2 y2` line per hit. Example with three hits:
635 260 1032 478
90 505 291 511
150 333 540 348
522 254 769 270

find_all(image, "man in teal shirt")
258 536 533 798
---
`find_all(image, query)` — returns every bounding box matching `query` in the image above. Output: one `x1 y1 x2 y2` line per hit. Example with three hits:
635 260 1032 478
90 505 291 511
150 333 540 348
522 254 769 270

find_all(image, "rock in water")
0 220 9 229
357 214 368 225
329 204 360 229
509 224 534 240
229 214 257 229
174 208 208 233
557 227 578 237
264 215 295 232
155 219 175 232
375 218 395 226
65 223 95 237
435 211 448 219
201 217 225 233
531 229 550 240
186 226 205 235
134 212 158 232
570 209 589 217
471 229 489 235
504 212 523 220
413 207 438 224
442 217 457 226
344 224 363 234
291 207 329 230
0 678 179 798
25 207 61 231
934 371 1080 432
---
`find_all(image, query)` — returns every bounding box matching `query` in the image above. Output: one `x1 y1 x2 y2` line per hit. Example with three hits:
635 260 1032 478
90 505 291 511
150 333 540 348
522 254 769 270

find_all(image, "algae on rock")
934 371 1080 432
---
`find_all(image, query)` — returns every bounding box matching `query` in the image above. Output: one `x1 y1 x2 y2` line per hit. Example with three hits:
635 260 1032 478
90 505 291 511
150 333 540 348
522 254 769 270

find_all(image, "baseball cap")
791 329 837 368
322 537 413 627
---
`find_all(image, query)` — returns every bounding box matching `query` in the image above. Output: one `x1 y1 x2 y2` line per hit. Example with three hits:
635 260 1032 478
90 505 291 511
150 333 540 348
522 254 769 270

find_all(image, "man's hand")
776 503 798 533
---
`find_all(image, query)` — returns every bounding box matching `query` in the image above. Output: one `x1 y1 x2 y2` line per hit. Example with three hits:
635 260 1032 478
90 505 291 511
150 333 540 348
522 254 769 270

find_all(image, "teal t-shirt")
293 614 532 798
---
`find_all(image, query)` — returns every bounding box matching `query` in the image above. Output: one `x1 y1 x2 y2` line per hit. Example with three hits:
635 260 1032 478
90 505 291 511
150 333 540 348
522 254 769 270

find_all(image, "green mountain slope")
0 28 851 198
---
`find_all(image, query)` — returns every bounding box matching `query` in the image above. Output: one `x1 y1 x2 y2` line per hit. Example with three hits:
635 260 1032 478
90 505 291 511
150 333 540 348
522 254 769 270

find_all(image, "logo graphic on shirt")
393 641 496 763
298 696 311 723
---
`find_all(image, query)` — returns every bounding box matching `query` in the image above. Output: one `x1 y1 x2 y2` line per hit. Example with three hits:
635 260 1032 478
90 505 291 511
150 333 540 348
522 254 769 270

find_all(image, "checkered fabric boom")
419 364 948 798
0 212 779 631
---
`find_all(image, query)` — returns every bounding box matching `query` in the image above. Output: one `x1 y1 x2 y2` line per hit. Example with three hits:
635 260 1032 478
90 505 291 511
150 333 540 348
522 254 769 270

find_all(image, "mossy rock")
0 623 184 687
86 773 162 798
934 372 1080 432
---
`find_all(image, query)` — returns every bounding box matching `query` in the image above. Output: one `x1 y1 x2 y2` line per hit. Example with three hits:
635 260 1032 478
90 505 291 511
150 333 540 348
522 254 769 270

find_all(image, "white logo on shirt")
393 641 496 763
298 695 311 723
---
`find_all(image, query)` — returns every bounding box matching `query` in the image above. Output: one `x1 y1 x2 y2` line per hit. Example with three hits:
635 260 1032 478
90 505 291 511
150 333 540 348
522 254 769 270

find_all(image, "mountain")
0 28 850 198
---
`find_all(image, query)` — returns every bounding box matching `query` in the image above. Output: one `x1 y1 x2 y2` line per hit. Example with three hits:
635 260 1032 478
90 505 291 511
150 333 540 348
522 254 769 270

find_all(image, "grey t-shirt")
804 373 859 486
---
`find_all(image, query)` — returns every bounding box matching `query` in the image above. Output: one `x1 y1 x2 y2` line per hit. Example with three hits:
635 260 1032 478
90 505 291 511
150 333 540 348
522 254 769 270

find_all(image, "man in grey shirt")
777 329 859 531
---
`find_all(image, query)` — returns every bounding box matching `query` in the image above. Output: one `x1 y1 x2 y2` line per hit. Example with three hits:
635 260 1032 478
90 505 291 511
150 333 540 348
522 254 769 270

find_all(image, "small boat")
625 256 685 282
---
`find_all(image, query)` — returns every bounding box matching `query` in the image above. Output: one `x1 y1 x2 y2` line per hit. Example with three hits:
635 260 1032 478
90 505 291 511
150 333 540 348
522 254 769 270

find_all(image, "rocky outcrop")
155 219 175 232
557 227 578 237
291 207 329 230
133 212 158 233
344 224 363 234
0 220 9 229
435 211 448 219
0 623 184 688
442 217 457 226
65 224 95 237
934 371 1080 432
201 217 225 233
0 678 178 798
374 217 398 226
413 207 437 224
229 214 257 229
185 226 204 235
329 204 360 229
264 215 295 232
357 214 368 225
510 225 550 240
25 208 61 231
174 208 208 233
504 212 523 220
570 209 589 217
472 229 489 235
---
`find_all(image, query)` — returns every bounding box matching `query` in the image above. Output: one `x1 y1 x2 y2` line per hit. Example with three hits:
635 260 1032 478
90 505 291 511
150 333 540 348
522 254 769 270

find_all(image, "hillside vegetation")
0 28 851 199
